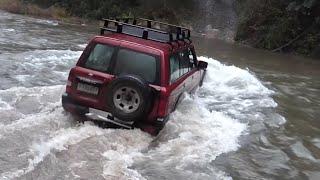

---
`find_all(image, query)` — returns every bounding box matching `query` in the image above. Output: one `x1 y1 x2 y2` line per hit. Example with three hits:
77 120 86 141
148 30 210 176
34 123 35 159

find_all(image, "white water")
0 49 280 179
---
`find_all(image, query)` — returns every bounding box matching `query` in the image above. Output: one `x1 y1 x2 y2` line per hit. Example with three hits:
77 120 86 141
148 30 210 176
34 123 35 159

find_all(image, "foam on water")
77 44 88 49
0 56 282 179
0 49 82 88
0 85 64 112
0 99 12 111
36 19 59 26
1 124 106 179
197 57 284 128
101 57 278 179
19 49 81 72
133 95 245 179
0 85 65 135
1 124 153 179
101 131 152 180
2 28 15 32
129 57 281 179
198 56 274 100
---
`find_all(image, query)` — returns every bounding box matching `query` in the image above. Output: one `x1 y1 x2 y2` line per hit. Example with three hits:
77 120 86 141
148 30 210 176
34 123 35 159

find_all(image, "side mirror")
198 61 208 70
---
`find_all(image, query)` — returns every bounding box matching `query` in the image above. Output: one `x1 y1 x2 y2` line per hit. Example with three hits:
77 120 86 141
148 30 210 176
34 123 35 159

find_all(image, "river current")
0 11 319 180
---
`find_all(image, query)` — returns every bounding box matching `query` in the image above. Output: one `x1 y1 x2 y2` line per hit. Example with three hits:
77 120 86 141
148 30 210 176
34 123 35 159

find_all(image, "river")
0 11 319 180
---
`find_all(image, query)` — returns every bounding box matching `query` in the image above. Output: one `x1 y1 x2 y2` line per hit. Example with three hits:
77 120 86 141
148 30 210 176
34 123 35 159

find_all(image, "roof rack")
100 18 191 44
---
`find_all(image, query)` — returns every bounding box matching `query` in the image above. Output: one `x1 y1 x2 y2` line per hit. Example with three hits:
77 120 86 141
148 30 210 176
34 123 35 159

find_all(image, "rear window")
113 49 159 84
84 44 115 72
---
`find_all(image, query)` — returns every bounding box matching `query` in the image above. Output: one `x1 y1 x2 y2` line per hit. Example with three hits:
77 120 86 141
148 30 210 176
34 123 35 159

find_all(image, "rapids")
1 10 320 180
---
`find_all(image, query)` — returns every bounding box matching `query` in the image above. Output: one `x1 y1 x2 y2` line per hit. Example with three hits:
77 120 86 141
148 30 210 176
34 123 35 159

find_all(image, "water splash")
0 56 282 179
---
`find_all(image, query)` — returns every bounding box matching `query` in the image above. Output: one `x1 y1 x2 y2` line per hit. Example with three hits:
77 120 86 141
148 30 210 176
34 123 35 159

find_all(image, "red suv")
62 18 208 135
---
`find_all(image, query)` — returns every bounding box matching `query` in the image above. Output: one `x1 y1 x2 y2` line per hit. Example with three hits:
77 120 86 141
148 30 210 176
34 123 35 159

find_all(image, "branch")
272 24 314 52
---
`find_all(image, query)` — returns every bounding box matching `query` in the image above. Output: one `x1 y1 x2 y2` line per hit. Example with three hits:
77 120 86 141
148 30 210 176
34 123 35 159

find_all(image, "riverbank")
1 10 320 179
1 0 319 59
0 0 90 25
235 0 320 58
0 0 63 19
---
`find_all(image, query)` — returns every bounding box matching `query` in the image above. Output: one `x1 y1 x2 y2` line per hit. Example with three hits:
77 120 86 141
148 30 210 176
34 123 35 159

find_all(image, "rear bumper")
62 93 88 115
61 92 169 135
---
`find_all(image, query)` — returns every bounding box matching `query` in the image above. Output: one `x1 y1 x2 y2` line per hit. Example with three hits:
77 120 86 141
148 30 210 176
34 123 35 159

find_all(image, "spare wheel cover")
106 74 153 122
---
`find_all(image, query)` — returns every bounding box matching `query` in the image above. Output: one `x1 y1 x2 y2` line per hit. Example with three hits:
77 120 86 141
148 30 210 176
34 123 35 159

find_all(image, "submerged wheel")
106 75 153 122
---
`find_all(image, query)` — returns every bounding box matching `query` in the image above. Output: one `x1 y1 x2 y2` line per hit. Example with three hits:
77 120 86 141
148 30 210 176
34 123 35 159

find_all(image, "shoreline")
0 4 318 60
0 0 95 26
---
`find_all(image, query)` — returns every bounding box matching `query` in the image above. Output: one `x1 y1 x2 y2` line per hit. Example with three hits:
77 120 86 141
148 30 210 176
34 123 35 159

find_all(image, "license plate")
77 83 99 95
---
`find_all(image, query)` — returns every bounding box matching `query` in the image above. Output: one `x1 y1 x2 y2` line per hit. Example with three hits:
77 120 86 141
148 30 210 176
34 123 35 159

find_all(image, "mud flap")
199 70 207 87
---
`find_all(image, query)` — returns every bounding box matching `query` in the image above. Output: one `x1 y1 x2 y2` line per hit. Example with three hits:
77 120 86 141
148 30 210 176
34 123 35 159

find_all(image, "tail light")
66 68 75 93
67 80 72 86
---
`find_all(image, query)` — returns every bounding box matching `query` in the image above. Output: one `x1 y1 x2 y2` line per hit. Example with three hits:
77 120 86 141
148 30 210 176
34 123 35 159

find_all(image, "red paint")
64 33 205 126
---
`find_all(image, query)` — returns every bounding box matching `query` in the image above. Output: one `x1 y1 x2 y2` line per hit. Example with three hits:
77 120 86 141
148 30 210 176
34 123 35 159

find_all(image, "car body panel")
64 33 205 125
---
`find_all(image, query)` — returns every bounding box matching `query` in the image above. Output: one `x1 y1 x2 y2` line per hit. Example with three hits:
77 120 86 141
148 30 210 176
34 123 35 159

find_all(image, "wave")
0 56 283 179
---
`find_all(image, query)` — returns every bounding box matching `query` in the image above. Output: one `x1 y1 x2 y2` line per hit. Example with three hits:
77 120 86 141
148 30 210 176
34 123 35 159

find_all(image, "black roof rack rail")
136 18 191 40
112 17 191 41
100 18 191 44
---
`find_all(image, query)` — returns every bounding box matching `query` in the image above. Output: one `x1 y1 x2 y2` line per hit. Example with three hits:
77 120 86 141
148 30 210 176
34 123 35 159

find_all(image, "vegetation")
235 0 320 56
0 0 319 56
0 0 68 20
0 0 195 25
8 0 194 24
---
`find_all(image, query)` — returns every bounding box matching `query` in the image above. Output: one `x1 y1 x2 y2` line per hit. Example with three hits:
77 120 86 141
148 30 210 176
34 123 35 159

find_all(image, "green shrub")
235 0 320 55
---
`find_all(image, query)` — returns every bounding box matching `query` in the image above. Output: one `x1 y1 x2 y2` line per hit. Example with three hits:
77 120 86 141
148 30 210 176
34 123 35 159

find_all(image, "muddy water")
0 11 320 180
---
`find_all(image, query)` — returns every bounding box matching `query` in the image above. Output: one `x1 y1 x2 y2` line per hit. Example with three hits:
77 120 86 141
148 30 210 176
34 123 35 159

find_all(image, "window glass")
170 55 180 83
114 49 158 83
188 48 195 69
84 44 115 72
179 51 189 75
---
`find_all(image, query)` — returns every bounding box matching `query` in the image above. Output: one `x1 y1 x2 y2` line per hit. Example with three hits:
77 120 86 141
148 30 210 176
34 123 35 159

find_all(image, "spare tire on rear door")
106 74 153 122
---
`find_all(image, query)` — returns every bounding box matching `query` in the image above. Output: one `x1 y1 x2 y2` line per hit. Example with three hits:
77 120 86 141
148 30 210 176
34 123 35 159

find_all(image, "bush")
19 0 195 23
0 0 69 20
0 0 25 14
235 0 320 55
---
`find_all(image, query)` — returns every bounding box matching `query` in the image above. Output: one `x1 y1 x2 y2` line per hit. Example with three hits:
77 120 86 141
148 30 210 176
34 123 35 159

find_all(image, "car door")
178 48 198 93
167 53 186 112
166 46 203 112
186 47 201 91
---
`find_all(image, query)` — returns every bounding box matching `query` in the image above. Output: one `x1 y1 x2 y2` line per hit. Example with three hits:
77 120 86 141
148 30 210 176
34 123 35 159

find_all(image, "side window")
84 44 115 72
179 51 190 75
188 48 196 69
170 55 180 83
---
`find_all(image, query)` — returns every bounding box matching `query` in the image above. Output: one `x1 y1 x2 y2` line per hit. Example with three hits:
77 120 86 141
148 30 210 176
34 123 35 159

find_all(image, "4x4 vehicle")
62 18 208 135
